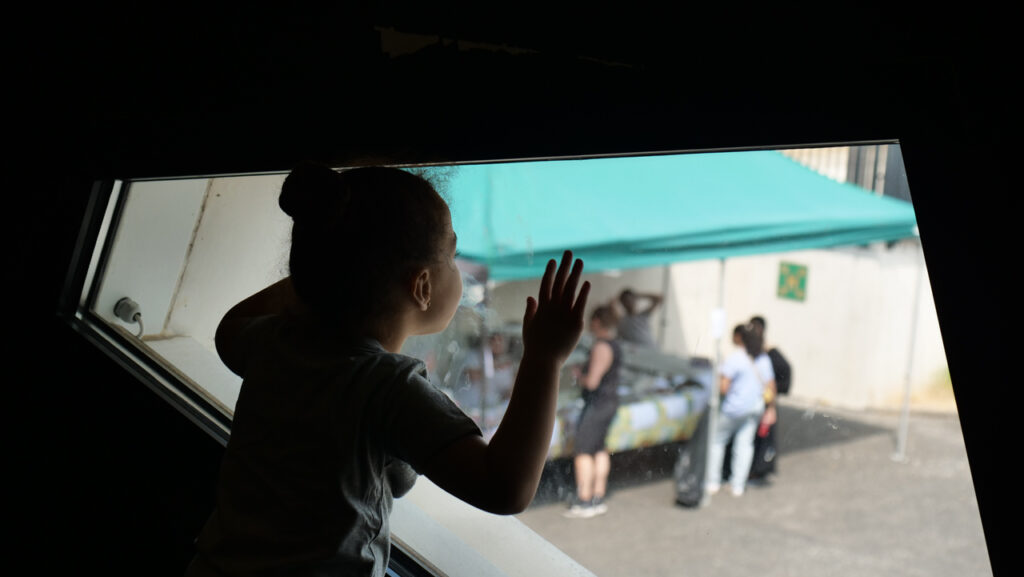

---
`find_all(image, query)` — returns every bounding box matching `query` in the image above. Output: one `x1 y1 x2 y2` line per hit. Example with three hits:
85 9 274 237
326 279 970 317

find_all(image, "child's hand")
521 251 590 365
426 251 588 514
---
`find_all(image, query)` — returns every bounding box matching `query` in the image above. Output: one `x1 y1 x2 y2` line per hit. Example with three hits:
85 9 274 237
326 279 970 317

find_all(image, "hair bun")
279 161 346 222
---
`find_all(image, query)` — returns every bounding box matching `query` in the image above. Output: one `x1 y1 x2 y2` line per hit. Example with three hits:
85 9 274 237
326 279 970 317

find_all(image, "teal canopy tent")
439 149 923 482
442 150 918 280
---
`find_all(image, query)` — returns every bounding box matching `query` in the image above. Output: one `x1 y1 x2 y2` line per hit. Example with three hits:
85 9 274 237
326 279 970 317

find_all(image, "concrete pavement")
516 398 991 577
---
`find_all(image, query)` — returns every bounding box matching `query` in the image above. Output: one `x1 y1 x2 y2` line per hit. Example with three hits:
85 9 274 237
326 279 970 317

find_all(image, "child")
185 162 590 577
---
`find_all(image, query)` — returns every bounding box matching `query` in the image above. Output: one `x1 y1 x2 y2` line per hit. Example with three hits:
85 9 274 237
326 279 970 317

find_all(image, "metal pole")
478 284 490 426
658 264 670 349
893 240 925 461
701 258 726 506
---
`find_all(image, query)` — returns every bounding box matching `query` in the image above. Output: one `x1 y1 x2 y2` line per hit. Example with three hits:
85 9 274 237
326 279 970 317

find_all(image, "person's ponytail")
279 161 350 225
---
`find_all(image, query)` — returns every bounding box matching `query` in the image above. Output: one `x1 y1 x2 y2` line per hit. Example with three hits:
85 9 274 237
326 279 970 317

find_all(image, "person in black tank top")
564 306 621 518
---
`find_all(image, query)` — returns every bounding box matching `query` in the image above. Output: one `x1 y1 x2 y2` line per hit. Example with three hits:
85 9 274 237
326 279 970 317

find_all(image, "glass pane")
86 145 990 577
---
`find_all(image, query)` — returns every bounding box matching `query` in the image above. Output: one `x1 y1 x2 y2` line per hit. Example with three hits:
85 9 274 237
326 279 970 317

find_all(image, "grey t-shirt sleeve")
375 360 483 474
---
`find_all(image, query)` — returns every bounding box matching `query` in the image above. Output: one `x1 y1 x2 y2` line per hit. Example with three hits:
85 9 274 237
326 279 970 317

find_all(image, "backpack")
768 348 791 395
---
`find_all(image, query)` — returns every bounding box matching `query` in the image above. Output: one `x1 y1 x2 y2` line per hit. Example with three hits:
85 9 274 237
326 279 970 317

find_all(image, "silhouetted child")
185 163 590 576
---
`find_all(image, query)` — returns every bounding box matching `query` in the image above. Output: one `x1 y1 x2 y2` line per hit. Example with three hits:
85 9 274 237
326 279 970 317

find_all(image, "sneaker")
563 503 597 519
705 483 721 496
730 485 745 497
591 496 608 515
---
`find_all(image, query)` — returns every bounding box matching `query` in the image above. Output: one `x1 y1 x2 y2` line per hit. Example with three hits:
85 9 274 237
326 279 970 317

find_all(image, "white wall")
167 174 292 352
95 178 210 336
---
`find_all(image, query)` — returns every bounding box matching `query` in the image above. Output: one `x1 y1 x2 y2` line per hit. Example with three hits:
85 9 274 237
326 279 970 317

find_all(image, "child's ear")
411 267 432 311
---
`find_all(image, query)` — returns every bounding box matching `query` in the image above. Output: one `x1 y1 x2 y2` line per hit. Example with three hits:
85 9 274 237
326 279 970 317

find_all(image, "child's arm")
421 251 590 514
215 277 306 376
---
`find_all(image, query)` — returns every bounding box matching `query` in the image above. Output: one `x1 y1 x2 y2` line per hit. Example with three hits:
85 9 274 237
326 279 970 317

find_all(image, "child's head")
279 162 458 330
749 315 766 334
739 322 764 357
590 305 618 335
732 323 745 346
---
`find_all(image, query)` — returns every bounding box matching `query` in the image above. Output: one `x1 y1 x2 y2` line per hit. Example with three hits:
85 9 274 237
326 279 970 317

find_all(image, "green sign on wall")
778 262 807 301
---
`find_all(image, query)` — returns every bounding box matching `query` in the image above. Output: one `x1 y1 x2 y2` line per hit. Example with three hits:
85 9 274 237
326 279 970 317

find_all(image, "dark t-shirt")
188 315 481 577
582 338 622 405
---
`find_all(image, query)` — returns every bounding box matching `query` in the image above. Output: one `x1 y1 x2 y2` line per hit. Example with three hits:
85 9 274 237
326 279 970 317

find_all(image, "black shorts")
573 397 620 455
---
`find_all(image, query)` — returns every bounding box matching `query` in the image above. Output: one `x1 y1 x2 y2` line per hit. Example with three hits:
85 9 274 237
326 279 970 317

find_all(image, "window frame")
59 178 234 446
54 142 981 577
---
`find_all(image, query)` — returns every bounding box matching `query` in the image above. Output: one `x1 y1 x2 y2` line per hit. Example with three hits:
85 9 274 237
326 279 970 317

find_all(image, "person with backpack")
747 315 791 483
706 323 776 497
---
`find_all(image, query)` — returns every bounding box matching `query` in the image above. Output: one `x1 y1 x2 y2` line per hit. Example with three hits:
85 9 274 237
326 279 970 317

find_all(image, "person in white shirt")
706 323 777 497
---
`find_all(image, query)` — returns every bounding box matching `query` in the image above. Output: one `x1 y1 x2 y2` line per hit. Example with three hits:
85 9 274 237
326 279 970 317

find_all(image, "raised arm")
421 251 590 514
215 277 305 376
638 292 663 315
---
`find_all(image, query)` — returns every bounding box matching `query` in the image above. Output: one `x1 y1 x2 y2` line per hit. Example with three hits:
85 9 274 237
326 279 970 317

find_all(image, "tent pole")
658 264 670 348
478 281 491 428
701 257 726 506
893 241 925 462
